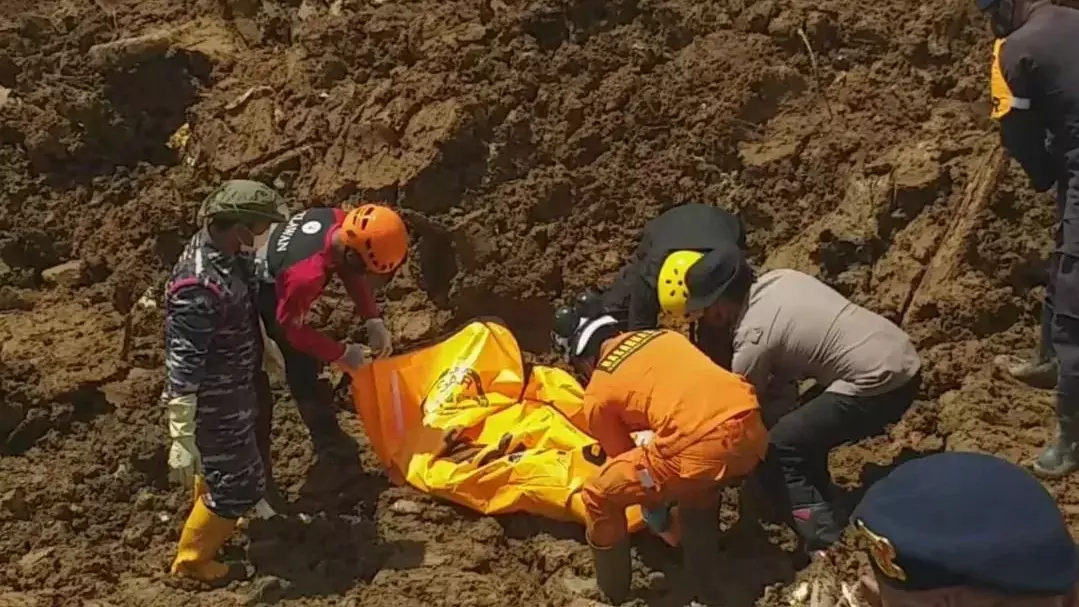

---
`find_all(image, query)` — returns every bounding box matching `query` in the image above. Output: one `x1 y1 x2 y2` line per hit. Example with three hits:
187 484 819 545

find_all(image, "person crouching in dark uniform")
599 203 747 368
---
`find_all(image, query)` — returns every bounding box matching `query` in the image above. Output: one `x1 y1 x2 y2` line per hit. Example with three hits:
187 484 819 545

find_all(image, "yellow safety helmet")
657 250 705 319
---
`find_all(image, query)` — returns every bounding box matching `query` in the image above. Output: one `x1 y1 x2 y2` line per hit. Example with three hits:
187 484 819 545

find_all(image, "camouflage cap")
198 179 288 224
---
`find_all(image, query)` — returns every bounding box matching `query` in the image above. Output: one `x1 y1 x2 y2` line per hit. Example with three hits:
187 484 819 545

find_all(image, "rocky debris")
245 575 292 605
121 520 153 549
87 30 175 69
892 143 944 192
17 547 55 577
1 487 30 520
0 592 41 607
0 401 26 440
133 488 157 512
535 538 586 575
867 140 945 215
389 499 424 515
40 260 87 287
553 571 602 600
383 543 450 569
50 503 73 521
100 368 158 411
739 138 802 169
390 311 436 344
6 409 53 453
0 287 32 311
740 0 779 33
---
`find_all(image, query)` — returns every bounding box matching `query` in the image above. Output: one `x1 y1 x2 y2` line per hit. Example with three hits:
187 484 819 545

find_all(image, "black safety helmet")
552 287 611 363
566 315 620 371
553 305 581 347
574 287 605 319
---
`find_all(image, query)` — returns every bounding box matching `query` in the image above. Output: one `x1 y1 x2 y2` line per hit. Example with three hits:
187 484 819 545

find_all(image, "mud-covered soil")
0 0 1067 604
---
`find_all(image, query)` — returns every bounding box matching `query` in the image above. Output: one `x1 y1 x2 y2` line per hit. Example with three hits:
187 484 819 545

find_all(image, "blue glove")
642 505 671 533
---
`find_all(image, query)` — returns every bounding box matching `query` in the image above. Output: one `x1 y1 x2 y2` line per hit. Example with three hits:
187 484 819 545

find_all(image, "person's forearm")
281 321 346 363
1000 115 1056 192
343 272 379 319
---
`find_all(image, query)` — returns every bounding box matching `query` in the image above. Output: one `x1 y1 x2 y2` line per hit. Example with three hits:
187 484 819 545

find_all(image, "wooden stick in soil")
900 143 1006 326
797 27 835 121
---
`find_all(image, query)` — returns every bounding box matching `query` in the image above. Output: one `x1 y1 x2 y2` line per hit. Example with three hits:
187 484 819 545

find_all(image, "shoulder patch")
597 330 663 374
991 38 1030 120
733 327 763 350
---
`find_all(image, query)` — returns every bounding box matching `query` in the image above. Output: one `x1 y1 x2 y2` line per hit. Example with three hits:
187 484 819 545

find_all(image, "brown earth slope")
0 0 1067 605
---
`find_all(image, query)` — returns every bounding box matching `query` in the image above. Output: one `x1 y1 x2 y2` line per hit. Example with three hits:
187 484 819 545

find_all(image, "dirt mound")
0 0 1067 604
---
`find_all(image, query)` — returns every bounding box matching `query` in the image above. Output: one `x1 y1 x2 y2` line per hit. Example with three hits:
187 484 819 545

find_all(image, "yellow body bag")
350 320 644 530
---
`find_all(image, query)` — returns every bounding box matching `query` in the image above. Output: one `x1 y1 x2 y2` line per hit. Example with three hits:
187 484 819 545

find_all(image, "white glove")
365 318 393 357
335 343 367 372
167 394 201 489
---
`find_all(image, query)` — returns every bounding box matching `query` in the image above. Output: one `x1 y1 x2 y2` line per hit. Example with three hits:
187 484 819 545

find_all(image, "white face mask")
237 225 258 253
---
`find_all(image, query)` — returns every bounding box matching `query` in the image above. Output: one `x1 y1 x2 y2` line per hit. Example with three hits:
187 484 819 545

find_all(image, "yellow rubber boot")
170 497 238 583
192 474 208 509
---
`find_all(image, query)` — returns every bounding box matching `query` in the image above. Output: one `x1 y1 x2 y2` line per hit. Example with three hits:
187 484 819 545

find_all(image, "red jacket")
263 208 378 362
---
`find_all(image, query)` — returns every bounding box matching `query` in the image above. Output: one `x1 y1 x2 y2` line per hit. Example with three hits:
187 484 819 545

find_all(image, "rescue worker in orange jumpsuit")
554 309 768 605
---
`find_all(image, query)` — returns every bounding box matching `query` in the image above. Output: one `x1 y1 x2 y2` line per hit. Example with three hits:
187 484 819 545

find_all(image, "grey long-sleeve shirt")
731 270 921 414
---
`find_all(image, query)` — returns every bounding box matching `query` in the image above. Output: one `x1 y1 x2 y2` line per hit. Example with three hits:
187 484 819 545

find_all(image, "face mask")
237 225 258 253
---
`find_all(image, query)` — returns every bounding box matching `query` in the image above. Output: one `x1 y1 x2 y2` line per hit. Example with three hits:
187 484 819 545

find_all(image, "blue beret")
851 451 1077 595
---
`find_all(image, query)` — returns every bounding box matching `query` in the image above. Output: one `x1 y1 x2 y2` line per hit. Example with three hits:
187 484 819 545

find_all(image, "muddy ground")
0 0 1069 605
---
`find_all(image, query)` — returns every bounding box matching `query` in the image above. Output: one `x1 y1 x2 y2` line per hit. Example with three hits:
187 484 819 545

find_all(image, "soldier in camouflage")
163 180 287 584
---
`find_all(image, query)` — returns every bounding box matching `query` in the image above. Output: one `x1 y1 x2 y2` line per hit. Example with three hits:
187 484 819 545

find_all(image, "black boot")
995 352 1058 390
680 504 724 606
791 503 844 553
589 536 630 605
261 472 289 514
295 381 353 455
296 385 360 495
1034 418 1079 478
997 304 1058 389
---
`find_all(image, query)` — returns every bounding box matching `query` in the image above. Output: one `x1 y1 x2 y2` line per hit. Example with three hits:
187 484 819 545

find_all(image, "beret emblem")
856 519 907 582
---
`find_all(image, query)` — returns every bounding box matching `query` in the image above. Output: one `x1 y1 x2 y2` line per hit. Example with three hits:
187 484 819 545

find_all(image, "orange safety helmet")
341 204 409 274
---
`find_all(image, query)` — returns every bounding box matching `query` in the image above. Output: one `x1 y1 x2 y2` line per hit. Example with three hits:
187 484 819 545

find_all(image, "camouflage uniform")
162 228 265 519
